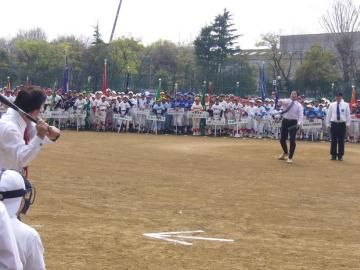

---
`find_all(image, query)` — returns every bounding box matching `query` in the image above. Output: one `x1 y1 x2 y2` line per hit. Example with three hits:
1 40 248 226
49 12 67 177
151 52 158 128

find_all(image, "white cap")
0 170 25 218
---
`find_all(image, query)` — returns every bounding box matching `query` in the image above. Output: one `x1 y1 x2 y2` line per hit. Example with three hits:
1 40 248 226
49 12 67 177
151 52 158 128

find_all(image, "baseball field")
25 131 360 270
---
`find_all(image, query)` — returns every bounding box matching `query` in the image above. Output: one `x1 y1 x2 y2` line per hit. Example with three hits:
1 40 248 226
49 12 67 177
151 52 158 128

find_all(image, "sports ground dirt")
25 131 360 270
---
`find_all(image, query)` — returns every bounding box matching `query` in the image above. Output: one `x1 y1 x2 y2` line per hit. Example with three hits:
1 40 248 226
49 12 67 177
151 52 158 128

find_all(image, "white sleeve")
298 104 304 125
280 99 290 107
0 125 44 168
346 103 351 127
0 204 23 270
26 232 45 270
326 104 332 127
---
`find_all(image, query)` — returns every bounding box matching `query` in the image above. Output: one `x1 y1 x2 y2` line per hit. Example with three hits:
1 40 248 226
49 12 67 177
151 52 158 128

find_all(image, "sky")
0 0 356 49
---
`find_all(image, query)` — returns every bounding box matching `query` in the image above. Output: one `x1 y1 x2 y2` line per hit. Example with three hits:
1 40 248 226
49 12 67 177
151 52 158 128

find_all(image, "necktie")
336 102 340 121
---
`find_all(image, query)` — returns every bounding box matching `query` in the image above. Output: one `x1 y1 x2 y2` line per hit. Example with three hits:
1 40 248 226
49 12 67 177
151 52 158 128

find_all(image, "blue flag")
258 64 267 101
62 55 69 95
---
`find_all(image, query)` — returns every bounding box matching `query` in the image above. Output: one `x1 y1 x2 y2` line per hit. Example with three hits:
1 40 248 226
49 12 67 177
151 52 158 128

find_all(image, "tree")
144 40 178 90
12 40 63 86
295 45 340 97
321 0 360 83
175 45 198 91
194 9 241 91
212 9 240 79
14 27 48 41
107 37 144 90
256 32 295 92
194 25 217 82
53 35 89 90
0 39 12 86
85 23 107 90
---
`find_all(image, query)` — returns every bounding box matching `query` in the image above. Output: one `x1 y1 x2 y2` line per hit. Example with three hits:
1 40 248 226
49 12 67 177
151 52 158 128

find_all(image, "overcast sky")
1 0 358 49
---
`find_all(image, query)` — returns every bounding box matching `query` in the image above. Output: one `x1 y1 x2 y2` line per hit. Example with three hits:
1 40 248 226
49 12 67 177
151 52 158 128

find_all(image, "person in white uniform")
0 86 60 173
0 200 23 270
0 170 45 270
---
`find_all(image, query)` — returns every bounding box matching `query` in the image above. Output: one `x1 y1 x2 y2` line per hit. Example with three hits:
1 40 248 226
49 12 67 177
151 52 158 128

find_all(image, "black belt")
331 121 345 124
283 118 297 121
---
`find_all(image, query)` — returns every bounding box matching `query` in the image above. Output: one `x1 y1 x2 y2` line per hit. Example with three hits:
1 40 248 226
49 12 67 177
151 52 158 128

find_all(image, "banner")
167 108 184 115
70 112 87 119
42 111 69 119
206 118 226 126
133 108 150 115
191 111 208 119
302 119 322 130
113 114 133 121
228 119 248 125
146 115 165 122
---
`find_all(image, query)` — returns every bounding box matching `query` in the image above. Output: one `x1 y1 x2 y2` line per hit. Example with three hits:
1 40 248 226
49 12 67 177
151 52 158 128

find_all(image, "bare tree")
256 33 295 91
14 27 48 41
321 0 360 82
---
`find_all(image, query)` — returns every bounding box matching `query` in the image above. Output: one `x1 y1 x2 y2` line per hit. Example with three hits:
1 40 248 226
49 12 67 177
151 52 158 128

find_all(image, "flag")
274 87 279 109
350 86 357 108
201 86 206 110
155 79 161 100
102 59 108 95
258 64 267 101
62 54 69 95
200 82 207 136
52 81 57 104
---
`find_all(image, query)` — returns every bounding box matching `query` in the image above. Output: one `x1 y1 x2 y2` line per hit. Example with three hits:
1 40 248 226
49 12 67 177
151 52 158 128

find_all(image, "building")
280 32 360 77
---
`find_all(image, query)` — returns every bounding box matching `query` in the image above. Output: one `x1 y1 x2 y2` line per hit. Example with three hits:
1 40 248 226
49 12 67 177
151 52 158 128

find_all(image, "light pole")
88 76 92 92
125 66 130 94
200 80 207 136
331 82 335 100
236 81 240 97
174 82 178 96
6 76 10 89
273 76 281 109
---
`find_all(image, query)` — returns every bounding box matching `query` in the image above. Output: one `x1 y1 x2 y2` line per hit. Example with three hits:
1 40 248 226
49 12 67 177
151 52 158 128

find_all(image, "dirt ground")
24 131 360 270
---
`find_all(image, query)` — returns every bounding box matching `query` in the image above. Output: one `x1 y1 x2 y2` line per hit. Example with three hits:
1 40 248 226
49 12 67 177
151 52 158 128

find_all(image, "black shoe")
338 156 343 161
331 156 337 160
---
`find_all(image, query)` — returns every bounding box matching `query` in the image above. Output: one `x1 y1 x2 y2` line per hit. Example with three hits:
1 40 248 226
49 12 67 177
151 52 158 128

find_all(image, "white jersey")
0 202 23 270
137 99 146 109
118 101 130 115
246 106 256 118
219 101 227 110
45 95 52 105
8 96 16 103
232 104 243 115
211 104 223 118
255 106 267 119
54 95 62 104
191 103 203 112
97 100 110 111
74 99 87 111
11 217 45 270
128 98 136 107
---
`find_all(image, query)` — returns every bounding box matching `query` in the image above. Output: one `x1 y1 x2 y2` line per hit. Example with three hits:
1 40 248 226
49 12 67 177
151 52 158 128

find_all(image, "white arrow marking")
143 230 234 246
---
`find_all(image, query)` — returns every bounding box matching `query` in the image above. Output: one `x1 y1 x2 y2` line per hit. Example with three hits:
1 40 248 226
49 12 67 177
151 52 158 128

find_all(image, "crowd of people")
1 86 360 142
